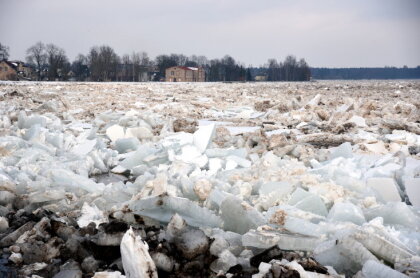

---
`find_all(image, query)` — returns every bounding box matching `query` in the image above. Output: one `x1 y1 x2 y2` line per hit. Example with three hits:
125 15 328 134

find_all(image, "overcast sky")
1 0 419 67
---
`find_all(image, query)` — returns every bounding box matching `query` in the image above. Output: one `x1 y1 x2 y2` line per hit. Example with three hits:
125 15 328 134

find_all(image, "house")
0 60 33 80
165 66 205 82
0 60 18 80
255 75 267 81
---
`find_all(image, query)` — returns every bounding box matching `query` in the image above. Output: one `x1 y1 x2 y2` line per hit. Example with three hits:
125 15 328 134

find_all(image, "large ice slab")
367 177 402 203
129 194 222 228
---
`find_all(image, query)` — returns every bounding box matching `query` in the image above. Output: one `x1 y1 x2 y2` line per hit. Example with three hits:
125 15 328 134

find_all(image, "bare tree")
88 45 120 81
0 43 10 60
46 43 70 80
26 42 47 81
71 54 89 81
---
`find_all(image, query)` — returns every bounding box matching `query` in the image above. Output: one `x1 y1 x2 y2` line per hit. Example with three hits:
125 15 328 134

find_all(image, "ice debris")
1 81 420 277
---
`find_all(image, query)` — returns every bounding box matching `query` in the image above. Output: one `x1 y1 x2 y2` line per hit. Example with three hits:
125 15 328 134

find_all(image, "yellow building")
165 66 205 82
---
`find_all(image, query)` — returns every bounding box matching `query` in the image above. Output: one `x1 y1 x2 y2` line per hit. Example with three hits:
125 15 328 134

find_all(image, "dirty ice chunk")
193 123 215 153
221 196 265 234
120 227 158 278
266 207 323 237
129 195 222 228
362 260 407 278
115 137 140 154
367 178 402 203
106 125 126 142
307 94 321 106
51 169 105 193
242 229 321 251
72 139 97 156
210 249 238 273
93 271 126 278
77 202 108 228
328 202 366 225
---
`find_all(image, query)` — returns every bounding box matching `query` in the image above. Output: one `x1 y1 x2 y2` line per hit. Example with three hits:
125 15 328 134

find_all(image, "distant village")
0 42 312 82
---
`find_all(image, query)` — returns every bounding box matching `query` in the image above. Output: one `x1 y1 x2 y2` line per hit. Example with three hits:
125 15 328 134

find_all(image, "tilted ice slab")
129 194 222 228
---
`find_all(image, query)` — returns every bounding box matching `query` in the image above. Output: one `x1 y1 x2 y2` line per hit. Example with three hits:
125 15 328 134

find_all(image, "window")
171 71 174 76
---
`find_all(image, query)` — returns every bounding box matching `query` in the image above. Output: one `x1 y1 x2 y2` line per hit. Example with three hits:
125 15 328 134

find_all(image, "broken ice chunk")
175 145 208 168
106 125 125 142
193 123 215 153
220 196 265 234
71 139 97 156
266 207 323 237
120 145 167 169
364 202 420 229
307 94 321 106
210 249 238 273
328 202 366 225
120 227 157 278
257 181 294 210
362 260 407 278
348 115 367 127
93 271 126 278
314 238 378 276
329 142 353 160
77 202 108 228
242 229 321 251
115 137 140 154
126 126 153 140
51 169 105 193
288 188 328 217
404 178 420 207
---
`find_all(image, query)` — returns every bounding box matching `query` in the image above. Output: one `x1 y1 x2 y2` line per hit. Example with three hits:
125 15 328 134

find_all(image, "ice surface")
1 81 420 277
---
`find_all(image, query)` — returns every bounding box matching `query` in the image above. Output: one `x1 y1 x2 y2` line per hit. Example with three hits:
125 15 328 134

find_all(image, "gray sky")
1 0 419 67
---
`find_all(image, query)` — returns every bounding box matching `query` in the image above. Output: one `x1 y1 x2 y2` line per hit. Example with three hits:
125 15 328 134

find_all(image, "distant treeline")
2 41 418 81
0 41 310 82
310 67 420 80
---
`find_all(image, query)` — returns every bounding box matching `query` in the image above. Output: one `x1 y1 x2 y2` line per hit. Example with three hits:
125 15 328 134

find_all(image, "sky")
1 0 419 67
